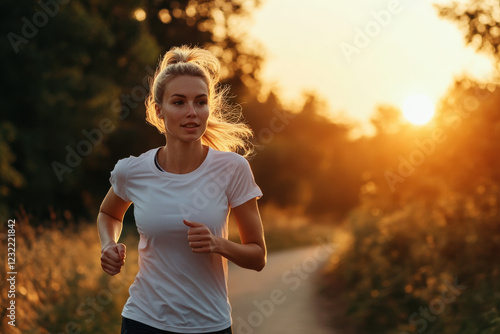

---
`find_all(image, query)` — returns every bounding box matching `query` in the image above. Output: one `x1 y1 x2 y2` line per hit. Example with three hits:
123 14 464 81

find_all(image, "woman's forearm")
215 238 266 271
98 187 131 251
97 212 123 250
217 199 266 271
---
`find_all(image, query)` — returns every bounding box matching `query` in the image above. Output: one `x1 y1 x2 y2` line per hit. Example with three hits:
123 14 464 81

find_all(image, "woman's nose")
186 102 197 117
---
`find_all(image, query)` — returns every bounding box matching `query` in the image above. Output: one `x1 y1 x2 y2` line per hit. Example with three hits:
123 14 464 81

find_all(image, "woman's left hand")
184 220 219 253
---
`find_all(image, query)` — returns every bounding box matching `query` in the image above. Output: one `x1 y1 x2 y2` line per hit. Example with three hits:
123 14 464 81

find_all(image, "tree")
0 0 268 220
250 93 364 220
436 0 500 67
143 0 263 91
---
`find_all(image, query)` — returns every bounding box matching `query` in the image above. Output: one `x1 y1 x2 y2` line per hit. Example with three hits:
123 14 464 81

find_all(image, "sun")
402 94 435 125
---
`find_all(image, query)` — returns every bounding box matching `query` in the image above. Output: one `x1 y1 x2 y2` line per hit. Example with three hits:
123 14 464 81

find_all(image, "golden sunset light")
248 0 494 133
3 1 500 333
402 93 436 125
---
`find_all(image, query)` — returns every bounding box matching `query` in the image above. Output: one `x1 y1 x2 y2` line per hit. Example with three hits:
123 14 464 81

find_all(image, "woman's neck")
158 140 208 174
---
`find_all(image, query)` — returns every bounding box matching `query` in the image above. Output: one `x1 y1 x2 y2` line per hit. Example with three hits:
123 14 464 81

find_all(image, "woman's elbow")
255 259 266 272
254 249 267 272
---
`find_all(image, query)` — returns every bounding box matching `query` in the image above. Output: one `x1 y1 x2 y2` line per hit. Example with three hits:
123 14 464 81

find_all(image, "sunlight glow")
248 0 494 134
158 9 172 24
402 94 436 125
133 9 146 21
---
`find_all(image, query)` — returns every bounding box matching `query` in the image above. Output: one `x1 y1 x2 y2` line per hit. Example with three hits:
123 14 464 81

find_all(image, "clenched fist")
101 243 126 276
184 220 220 253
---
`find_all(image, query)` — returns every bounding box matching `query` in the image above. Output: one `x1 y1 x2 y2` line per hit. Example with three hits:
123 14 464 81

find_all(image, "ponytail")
145 46 253 157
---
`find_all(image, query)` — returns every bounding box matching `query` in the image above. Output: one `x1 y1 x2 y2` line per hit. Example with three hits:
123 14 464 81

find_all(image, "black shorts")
121 317 233 334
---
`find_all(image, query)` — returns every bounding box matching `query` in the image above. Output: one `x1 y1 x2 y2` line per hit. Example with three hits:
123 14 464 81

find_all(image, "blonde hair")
145 45 253 157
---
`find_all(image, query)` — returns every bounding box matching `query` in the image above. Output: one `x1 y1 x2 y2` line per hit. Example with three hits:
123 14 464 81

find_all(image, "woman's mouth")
181 122 200 128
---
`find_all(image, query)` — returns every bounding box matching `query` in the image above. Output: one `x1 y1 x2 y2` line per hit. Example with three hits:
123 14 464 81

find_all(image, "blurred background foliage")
1 0 500 333
0 0 361 222
320 1 500 333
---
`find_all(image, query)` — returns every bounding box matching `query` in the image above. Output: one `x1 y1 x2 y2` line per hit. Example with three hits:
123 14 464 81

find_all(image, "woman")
98 45 266 334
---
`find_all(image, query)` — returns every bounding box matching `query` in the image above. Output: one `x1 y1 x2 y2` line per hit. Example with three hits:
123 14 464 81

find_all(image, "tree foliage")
321 1 500 331
1 0 367 222
436 0 500 66
0 0 266 220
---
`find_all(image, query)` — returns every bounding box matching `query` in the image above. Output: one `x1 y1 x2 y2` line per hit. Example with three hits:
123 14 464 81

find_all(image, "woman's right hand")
100 243 126 276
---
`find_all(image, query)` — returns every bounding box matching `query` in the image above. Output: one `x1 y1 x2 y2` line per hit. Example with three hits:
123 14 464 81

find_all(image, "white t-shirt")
109 147 262 333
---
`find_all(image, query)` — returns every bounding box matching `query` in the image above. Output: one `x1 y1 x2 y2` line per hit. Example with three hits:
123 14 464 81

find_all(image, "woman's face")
156 75 209 144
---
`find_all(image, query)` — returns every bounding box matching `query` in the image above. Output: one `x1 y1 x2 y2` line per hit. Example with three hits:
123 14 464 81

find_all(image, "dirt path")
228 244 338 334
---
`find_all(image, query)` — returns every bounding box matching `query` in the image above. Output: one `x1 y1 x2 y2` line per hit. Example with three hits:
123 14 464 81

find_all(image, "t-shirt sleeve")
226 156 263 208
109 158 131 202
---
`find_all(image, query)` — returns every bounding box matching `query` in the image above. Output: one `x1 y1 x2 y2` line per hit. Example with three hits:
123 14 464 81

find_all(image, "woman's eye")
198 100 208 106
173 100 184 105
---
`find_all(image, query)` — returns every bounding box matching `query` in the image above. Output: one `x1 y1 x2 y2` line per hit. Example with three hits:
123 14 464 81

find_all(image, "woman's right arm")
97 187 132 276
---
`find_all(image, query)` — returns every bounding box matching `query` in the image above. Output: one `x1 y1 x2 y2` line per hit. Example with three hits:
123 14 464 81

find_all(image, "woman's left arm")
184 198 266 271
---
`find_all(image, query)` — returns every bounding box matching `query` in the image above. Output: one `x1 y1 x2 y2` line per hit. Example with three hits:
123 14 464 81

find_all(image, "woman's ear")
155 103 164 119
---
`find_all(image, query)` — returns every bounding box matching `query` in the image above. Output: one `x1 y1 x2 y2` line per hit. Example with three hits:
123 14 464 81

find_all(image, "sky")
247 0 496 134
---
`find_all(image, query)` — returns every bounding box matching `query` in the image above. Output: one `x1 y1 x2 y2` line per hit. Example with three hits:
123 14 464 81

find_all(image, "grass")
319 188 500 333
0 204 335 333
